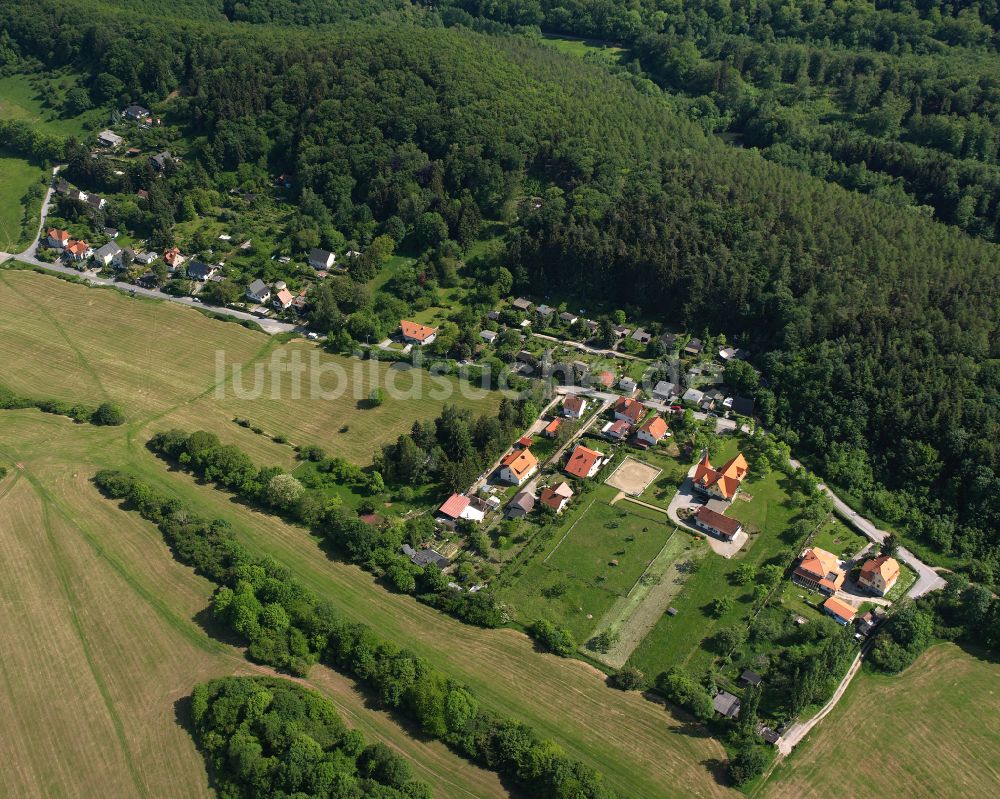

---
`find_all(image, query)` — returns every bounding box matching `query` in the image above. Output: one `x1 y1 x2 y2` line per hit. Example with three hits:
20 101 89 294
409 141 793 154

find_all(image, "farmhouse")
543 418 561 437
562 395 588 419
713 691 741 719
858 555 901 596
400 320 438 346
692 452 749 500
46 228 70 249
565 444 605 480
822 596 857 625
540 482 573 513
309 247 336 270
505 490 536 519
636 415 669 447
693 505 743 541
438 493 485 524
97 129 123 147
246 279 271 303
793 547 846 594
498 448 538 486
93 240 121 267
614 396 644 424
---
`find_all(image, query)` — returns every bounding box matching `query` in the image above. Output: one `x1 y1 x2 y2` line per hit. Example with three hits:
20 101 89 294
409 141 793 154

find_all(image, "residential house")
653 381 677 401
64 240 91 262
102 227 119 239
562 395 588 419
659 332 678 351
480 330 498 344
163 247 186 272
273 288 294 310
595 370 615 388
636 415 669 447
400 320 438 346
613 396 644 424
602 419 632 441
540 482 573 513
738 670 763 689
246 279 271 304
498 449 538 486
823 596 857 625
559 311 578 326
631 328 651 345
97 129 123 147
719 346 749 362
858 555 901 596
793 547 846 595
437 493 485 524
505 491 536 519
684 338 704 356
565 444 605 480
693 506 743 541
308 248 336 270
614 324 632 338
46 228 70 249
535 304 554 322
136 271 158 289
113 248 136 269
713 691 741 719
585 319 600 334
543 418 561 438
149 151 171 170
186 260 216 282
85 193 106 210
511 297 533 312
516 434 533 449
692 452 749 501
93 240 121 267
66 188 88 204
134 251 158 267
402 544 450 569
124 104 150 121
682 387 705 406
618 376 637 394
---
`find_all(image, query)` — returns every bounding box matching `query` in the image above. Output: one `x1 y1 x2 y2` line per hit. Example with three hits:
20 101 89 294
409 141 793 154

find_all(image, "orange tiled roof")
692 451 749 499
65 240 89 256
640 416 668 440
822 596 857 622
400 320 437 342
860 555 900 584
544 418 561 434
501 448 537 479
565 445 601 479
614 396 644 423
540 482 573 510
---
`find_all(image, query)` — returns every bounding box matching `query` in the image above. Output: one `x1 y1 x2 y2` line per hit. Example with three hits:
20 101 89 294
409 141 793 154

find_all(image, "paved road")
789 458 945 599
0 170 297 336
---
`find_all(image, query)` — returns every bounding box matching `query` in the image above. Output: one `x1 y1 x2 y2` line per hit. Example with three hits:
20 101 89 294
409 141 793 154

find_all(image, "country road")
0 166 297 335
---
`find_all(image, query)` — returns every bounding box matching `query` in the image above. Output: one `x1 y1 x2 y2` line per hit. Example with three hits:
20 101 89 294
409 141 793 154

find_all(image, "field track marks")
0 271 111 400
32 486 150 799
125 335 277 446
0 470 22 503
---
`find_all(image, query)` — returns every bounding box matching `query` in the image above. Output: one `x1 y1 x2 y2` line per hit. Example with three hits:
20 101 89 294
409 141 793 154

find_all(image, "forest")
0 0 996 578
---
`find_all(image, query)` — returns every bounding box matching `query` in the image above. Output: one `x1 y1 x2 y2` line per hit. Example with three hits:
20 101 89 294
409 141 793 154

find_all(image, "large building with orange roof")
564 444 605 480
858 555 901 596
692 451 749 500
793 547 845 595
498 448 538 486
400 319 438 346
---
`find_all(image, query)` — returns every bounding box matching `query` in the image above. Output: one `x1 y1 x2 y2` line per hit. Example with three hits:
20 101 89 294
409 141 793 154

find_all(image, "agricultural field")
0 152 46 252
0 268 501 465
542 35 629 63
760 645 1000 799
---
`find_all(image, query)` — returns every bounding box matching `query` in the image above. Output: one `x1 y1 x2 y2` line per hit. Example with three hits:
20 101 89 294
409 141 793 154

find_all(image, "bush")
91 401 126 426
529 618 577 657
728 744 767 785
655 667 714 722
611 666 645 691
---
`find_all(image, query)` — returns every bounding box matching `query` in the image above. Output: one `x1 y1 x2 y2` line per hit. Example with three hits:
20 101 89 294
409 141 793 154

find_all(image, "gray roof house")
505 491 536 519
186 260 216 281
480 330 498 344
97 129 123 147
308 247 335 270
682 387 705 405
134 251 158 266
511 297 533 312
124 104 150 120
684 337 704 356
93 241 121 266
713 691 741 719
653 381 677 401
246 279 271 303
149 151 172 170
402 544 450 569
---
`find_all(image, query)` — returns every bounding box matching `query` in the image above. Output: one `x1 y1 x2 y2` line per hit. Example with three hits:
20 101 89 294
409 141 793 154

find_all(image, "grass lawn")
760 644 1000 799
542 35 628 63
0 152 46 251
810 515 869 559
885 562 919 602
0 72 105 138
627 467 803 677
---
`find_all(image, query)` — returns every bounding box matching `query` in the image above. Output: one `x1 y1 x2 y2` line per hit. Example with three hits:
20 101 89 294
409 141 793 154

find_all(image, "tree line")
94 468 618 799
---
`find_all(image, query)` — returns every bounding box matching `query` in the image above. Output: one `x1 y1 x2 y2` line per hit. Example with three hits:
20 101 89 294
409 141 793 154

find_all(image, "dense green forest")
191 676 432 799
1 0 997 578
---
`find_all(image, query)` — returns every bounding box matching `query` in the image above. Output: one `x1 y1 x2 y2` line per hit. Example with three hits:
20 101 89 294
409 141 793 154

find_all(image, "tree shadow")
192 605 244 648
701 757 732 787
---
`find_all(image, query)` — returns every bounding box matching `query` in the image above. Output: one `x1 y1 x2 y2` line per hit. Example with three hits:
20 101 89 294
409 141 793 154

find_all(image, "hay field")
761 644 1000 799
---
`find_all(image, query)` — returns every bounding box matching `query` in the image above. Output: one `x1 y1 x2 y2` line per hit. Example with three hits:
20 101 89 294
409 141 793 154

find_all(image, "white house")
636 416 669 447
309 248 336 270
498 449 538 486
97 129 123 147
438 493 485 523
562 395 588 419
93 241 121 267
46 228 70 249
246 279 271 303
400 320 438 346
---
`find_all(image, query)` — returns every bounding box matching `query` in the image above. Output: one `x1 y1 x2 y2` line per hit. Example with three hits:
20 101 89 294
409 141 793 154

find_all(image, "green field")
0 153 45 251
0 72 104 137
542 35 628 63
0 268 736 799
761 644 1000 799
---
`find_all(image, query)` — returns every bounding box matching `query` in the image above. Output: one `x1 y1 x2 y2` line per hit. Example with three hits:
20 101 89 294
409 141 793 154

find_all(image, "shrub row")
0 383 125 426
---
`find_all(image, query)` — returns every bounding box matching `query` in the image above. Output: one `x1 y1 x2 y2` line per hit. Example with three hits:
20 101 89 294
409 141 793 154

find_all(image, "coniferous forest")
1 0 997 577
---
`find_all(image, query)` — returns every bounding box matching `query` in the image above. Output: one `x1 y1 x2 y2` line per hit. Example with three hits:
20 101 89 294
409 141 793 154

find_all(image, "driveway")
663 463 747 558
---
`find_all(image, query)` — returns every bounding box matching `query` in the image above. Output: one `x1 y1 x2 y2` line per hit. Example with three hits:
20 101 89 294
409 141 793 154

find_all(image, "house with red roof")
693 506 743 541
613 396 644 424
437 493 485 524
635 415 669 447
793 547 845 595
540 482 574 513
692 451 749 500
400 320 437 346
601 419 632 441
822 596 857 625
273 288 295 310
858 555 901 596
562 395 588 419
46 228 70 249
565 444 605 480
63 239 92 262
499 448 538 486
543 418 562 438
